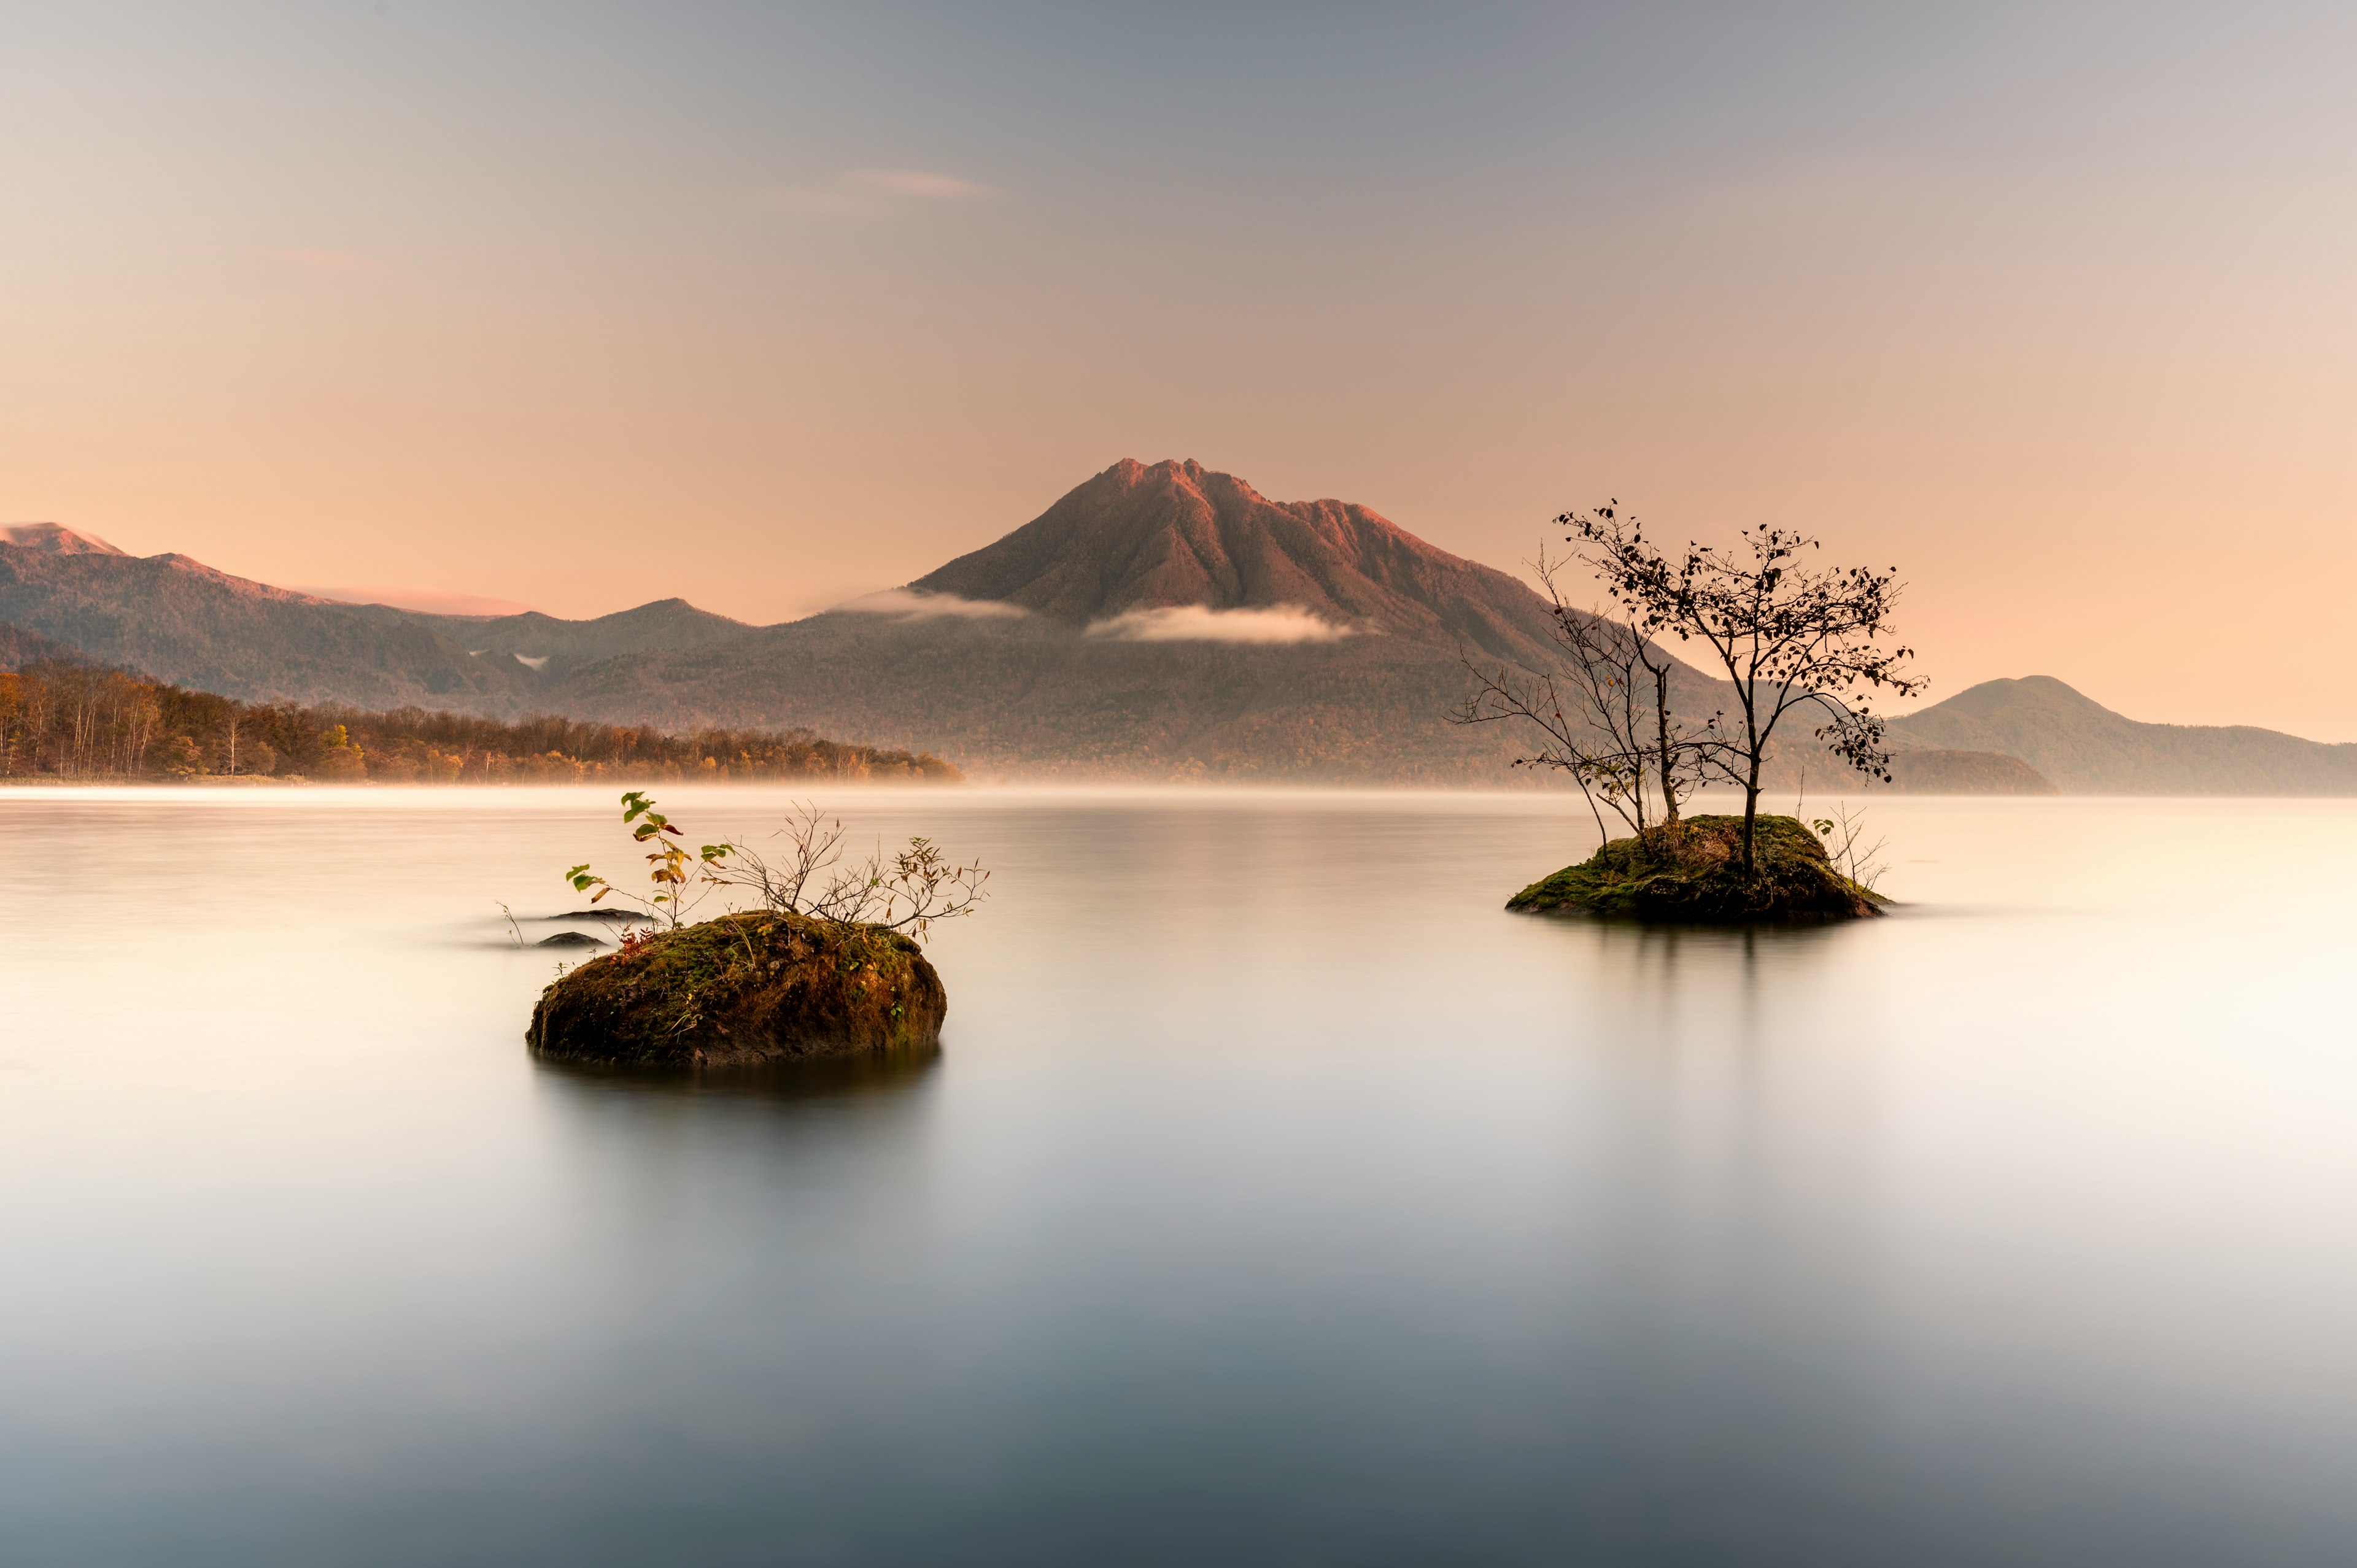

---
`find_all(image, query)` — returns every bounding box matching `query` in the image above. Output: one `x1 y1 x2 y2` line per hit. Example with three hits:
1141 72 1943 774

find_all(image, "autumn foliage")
0 660 958 784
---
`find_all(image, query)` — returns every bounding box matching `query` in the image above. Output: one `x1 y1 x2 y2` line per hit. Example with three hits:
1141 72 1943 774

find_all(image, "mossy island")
1455 503 1922 927
526 793 988 1070
528 910 946 1068
1508 814 1885 924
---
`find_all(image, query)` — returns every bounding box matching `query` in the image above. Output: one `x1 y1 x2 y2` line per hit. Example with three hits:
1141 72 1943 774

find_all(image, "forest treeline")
0 661 961 784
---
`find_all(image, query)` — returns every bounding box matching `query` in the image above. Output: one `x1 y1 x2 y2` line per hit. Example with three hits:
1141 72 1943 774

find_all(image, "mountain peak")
907 458 1557 662
1927 675 2113 720
2 523 127 557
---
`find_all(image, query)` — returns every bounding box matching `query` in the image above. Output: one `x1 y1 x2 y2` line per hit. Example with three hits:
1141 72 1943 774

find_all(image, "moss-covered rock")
526 910 946 1068
1507 814 1886 924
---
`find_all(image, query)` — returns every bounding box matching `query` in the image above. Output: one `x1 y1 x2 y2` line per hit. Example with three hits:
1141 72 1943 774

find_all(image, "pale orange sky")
6 6 2355 736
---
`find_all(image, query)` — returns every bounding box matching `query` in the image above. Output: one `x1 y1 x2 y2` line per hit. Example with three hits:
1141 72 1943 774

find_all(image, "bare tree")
568 796 988 942
1567 502 1922 875
706 801 989 941
1453 549 1717 843
1809 802 1889 893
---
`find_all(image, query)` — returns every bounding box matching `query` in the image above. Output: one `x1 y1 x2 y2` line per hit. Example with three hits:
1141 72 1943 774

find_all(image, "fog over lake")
4 787 2354 1566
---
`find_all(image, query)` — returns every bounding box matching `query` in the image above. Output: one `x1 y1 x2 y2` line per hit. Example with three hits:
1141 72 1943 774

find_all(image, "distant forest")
0 660 959 784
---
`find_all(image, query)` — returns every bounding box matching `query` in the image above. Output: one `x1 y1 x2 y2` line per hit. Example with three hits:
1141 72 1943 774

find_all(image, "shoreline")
0 774 311 788
0 773 959 790
9 778 2357 804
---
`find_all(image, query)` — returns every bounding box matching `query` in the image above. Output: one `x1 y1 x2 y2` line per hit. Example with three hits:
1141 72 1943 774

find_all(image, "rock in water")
535 931 606 948
1506 814 1884 924
526 911 946 1068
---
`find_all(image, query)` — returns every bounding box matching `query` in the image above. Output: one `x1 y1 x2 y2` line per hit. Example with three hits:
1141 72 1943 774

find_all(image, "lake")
3 786 2355 1566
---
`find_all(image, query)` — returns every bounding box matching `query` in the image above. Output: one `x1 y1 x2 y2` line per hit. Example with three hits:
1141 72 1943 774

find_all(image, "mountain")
0 542 540 709
395 599 754 663
0 462 2045 784
33 468 2332 792
0 522 765 711
537 459 1639 779
910 457 1568 668
1888 676 2357 794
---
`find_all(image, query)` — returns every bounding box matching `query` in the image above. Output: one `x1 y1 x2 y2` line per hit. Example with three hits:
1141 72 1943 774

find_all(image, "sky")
6 3 2356 735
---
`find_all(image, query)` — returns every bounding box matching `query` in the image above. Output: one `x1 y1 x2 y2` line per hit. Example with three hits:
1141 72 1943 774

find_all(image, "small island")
1456 505 1920 927
528 910 946 1068
1507 814 1882 923
525 794 986 1070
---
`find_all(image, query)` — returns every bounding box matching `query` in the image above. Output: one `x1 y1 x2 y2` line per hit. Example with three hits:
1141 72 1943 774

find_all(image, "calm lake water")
3 786 2355 1566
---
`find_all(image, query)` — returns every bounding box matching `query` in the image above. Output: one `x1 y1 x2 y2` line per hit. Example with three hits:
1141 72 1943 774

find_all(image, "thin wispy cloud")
1086 605 1355 645
767 168 1004 219
837 587 1029 620
844 168 1000 200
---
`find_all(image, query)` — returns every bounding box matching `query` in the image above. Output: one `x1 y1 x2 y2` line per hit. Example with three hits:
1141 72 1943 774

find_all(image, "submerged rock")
535 931 606 948
1507 814 1884 924
526 910 946 1068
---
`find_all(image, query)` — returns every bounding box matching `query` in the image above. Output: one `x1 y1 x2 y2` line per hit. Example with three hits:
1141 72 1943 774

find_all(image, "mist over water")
3 787 2355 1566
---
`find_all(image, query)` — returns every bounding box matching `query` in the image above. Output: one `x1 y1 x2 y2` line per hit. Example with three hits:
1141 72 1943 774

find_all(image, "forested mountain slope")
0 621 90 671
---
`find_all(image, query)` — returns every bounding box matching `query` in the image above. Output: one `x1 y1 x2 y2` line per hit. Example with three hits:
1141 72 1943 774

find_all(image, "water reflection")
531 1041 944 1106
3 788 2356 1566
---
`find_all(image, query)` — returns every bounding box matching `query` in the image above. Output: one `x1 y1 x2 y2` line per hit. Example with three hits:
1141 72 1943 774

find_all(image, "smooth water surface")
3 787 2355 1566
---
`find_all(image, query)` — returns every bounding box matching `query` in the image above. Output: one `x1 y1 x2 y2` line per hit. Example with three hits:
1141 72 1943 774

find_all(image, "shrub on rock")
528 911 945 1068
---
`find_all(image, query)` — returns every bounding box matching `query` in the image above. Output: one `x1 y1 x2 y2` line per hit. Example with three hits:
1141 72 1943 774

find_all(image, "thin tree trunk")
1741 752 1763 876
1653 663 1678 830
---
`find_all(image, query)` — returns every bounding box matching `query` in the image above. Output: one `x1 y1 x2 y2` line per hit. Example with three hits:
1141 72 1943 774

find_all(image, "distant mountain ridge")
398 599 753 661
0 544 535 709
0 542 749 711
1888 676 2357 794
14 466 2351 791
